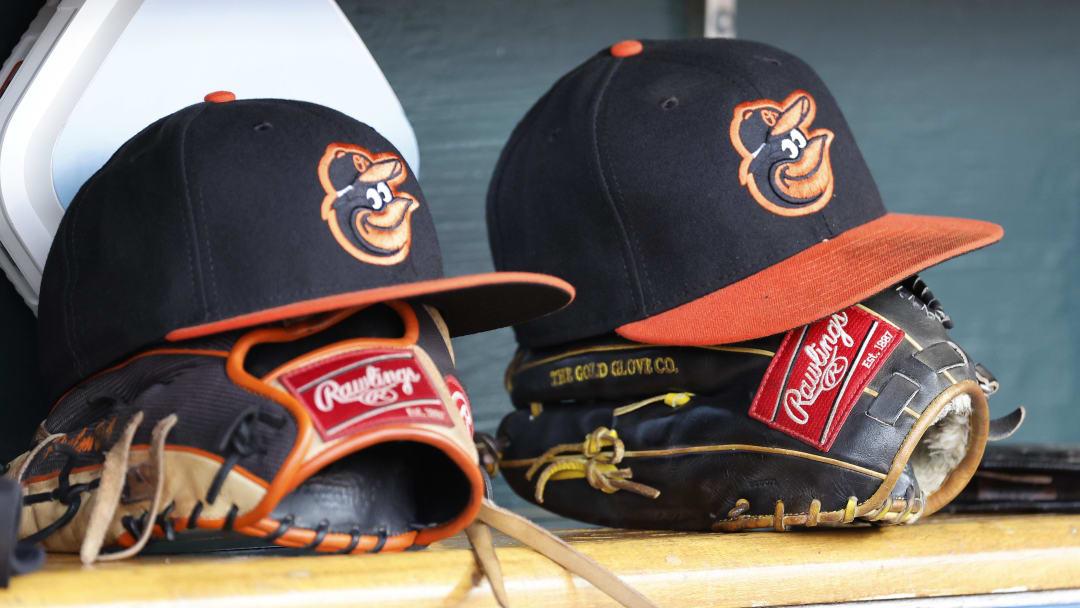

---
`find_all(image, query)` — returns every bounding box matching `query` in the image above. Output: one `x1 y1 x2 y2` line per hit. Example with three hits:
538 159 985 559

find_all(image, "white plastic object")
0 0 419 312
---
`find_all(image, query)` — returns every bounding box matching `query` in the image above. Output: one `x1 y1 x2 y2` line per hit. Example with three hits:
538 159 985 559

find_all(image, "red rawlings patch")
444 374 474 436
748 306 903 451
279 348 452 442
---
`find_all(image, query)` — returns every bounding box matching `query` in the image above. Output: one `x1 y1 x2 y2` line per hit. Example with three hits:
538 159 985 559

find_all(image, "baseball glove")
6 300 654 608
494 277 1024 531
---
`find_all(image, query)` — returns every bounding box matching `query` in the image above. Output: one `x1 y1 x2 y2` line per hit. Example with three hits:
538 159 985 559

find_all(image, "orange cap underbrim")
616 213 1003 346
167 271 574 342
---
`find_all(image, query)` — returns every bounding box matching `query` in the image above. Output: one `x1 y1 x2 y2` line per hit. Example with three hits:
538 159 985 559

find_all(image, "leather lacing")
508 398 927 534
116 406 400 556
19 414 657 608
523 427 660 504
18 404 296 562
465 497 656 608
974 363 999 397
515 424 920 530
612 392 692 417
514 393 692 503
206 406 287 506
900 275 952 329
863 483 925 525
469 433 658 608
21 444 104 544
116 405 292 549
124 501 178 542
718 487 924 532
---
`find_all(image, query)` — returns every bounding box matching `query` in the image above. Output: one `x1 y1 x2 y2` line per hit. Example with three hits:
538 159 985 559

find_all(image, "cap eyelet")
204 91 236 103
610 40 643 58
660 96 679 110
253 122 273 132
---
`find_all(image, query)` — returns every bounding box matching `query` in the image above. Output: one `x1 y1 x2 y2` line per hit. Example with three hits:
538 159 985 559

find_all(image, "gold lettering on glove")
548 357 679 388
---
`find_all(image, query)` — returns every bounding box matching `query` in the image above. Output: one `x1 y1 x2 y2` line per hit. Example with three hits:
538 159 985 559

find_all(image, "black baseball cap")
487 38 1001 348
38 93 573 400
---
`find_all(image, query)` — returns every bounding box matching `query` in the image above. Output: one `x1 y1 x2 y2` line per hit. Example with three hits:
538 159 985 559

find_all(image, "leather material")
474 499 656 608
17 440 269 552
11 302 660 606
8 301 482 555
507 335 779 410
867 373 920 425
499 280 998 531
270 443 470 536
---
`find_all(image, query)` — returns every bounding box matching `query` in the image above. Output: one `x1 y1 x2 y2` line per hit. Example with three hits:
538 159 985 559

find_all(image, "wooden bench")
2 513 1078 607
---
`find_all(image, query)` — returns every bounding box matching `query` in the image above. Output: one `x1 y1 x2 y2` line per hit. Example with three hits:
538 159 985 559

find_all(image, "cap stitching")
486 150 506 270
623 54 847 311
487 107 530 273
591 57 646 314
598 109 653 309
488 59 597 285
666 50 840 240
177 105 211 324
614 55 766 313
194 180 219 314
633 54 766 98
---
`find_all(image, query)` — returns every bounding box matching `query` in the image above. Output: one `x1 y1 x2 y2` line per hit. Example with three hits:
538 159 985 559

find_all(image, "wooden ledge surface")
2 513 1079 607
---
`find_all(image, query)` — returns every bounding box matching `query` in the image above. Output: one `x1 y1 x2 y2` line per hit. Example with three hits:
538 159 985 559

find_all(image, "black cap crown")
487 39 885 347
39 99 446 398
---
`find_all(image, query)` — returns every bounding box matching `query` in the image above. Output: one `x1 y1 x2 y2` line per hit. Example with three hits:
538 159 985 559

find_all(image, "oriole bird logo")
729 90 835 216
318 143 420 265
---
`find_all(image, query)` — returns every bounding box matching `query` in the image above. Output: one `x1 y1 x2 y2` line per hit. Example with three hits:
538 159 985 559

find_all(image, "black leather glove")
496 278 1023 531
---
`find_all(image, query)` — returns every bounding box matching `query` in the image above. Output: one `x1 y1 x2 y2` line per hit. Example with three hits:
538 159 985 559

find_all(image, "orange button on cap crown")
610 40 643 58
204 91 236 103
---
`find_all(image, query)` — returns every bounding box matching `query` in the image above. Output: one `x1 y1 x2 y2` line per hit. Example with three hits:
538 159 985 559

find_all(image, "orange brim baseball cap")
487 39 1000 348
616 213 1000 345
38 95 573 401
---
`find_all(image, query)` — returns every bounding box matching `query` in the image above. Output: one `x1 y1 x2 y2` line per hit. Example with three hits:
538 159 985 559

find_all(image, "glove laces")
523 427 660 504
465 499 656 608
19 418 656 608
80 412 178 563
470 434 657 608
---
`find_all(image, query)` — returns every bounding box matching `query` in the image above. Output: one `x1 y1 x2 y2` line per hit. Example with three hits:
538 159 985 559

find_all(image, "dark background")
2 1 1078 526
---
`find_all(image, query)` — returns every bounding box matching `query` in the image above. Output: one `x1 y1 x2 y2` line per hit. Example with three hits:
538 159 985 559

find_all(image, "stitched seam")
178 107 210 323
652 50 840 239
488 59 598 272
627 56 767 309
638 54 766 98
487 101 527 272
591 58 645 313
196 181 219 313
634 54 765 95
600 116 652 308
